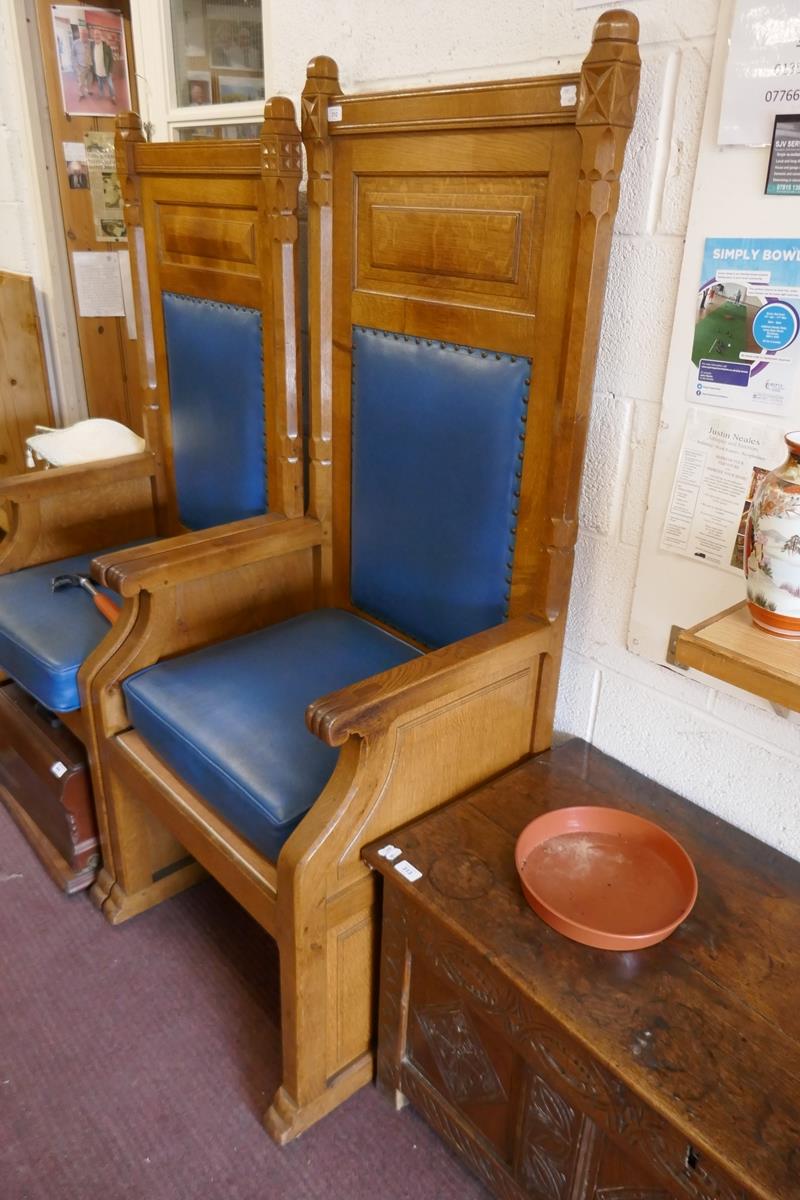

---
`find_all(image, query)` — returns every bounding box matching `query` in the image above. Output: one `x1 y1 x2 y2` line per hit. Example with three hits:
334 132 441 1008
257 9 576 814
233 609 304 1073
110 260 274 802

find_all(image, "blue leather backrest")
162 292 267 530
351 327 530 648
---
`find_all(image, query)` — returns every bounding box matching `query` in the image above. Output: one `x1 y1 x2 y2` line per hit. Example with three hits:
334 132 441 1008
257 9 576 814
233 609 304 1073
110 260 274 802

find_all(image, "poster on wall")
689 238 800 416
660 409 786 573
83 132 125 241
719 1 800 146
765 115 800 195
51 6 130 117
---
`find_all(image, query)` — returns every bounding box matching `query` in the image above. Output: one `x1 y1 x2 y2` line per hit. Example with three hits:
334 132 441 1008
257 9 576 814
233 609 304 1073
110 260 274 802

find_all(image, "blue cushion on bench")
0 547 126 712
122 609 422 861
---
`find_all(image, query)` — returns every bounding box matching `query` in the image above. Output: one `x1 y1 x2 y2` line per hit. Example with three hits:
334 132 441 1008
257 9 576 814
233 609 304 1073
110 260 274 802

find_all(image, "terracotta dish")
514 806 698 951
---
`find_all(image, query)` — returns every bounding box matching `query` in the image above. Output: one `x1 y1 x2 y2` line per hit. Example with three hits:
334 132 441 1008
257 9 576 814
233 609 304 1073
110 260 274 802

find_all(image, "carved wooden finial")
591 8 639 46
302 57 341 151
301 56 340 214
261 94 302 189
305 55 340 85
263 94 298 125
578 8 641 130
115 110 143 134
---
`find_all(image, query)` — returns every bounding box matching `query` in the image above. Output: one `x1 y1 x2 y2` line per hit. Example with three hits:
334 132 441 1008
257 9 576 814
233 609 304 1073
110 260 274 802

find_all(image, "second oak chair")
0 100 303 895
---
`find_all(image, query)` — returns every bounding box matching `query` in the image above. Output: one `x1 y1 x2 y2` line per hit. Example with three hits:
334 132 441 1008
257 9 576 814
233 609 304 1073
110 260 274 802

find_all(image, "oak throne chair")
87 10 640 1144
0 100 303 894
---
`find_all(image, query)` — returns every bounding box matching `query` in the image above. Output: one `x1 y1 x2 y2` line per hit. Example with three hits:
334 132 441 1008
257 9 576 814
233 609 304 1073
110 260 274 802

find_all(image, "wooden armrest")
307 614 559 747
0 453 155 502
93 514 323 596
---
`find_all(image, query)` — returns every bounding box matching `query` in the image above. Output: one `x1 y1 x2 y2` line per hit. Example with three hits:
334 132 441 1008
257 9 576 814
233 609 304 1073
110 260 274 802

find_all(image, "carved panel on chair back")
355 174 546 314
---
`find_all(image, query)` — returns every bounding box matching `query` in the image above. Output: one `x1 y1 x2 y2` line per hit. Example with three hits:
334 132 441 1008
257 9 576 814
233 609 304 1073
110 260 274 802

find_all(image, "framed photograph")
185 71 212 107
66 159 89 188
51 5 131 117
208 18 262 71
216 72 264 105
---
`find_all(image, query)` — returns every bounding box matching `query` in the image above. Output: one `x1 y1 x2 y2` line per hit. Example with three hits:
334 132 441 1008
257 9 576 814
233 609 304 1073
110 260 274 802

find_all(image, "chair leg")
91 860 205 925
264 874 377 1143
265 1055 374 1145
92 766 204 924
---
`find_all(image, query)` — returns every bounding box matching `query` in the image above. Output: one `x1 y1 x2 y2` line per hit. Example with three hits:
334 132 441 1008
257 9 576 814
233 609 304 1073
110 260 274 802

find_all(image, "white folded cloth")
26 419 146 468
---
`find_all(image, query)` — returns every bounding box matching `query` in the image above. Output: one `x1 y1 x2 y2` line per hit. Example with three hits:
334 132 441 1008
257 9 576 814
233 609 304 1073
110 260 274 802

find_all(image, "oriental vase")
745 431 800 636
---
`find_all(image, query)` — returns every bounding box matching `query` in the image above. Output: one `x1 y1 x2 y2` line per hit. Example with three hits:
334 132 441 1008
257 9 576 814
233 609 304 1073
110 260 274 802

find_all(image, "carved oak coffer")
364 739 797 1200
0 682 99 893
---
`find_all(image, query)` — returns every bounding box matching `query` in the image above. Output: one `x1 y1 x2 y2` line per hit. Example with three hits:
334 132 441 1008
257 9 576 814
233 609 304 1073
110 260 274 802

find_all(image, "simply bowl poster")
690 237 800 415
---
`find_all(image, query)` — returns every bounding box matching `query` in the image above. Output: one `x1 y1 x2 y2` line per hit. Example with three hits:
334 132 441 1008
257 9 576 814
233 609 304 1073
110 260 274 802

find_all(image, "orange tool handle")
93 592 121 624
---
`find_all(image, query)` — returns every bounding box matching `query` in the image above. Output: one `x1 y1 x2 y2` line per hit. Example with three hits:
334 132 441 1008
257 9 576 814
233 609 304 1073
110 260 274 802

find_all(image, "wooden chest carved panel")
364 740 796 1200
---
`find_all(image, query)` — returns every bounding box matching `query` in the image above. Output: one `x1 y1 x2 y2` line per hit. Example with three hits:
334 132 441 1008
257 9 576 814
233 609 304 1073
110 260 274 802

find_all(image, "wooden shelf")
674 601 800 712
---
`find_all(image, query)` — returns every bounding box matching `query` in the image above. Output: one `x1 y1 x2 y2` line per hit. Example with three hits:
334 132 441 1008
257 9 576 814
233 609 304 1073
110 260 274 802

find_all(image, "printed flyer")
84 131 126 242
690 238 800 415
660 408 786 573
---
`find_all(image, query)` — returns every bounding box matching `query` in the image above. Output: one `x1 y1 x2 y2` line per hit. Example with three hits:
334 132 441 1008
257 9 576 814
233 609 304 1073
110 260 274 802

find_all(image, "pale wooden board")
697 605 800 677
0 271 53 478
676 601 800 712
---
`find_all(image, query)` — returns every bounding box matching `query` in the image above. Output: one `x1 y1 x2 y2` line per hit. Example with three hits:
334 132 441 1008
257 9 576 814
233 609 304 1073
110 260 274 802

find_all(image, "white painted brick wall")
0 0 33 274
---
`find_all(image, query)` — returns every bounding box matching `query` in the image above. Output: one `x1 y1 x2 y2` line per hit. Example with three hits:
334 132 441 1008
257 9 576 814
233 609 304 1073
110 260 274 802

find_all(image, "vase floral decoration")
745 431 800 637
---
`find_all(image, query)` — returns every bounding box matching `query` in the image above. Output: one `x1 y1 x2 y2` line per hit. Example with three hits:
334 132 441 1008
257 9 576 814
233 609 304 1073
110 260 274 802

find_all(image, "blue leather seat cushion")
0 546 128 712
122 609 422 860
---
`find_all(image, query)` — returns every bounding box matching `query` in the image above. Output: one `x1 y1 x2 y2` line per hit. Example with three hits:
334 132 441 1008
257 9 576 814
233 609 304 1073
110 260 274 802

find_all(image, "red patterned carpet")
0 807 487 1199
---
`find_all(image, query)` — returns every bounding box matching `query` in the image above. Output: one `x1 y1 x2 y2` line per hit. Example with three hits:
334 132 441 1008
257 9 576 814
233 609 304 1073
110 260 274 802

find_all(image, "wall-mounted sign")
689 238 800 416
719 1 800 146
51 6 131 118
766 114 800 194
